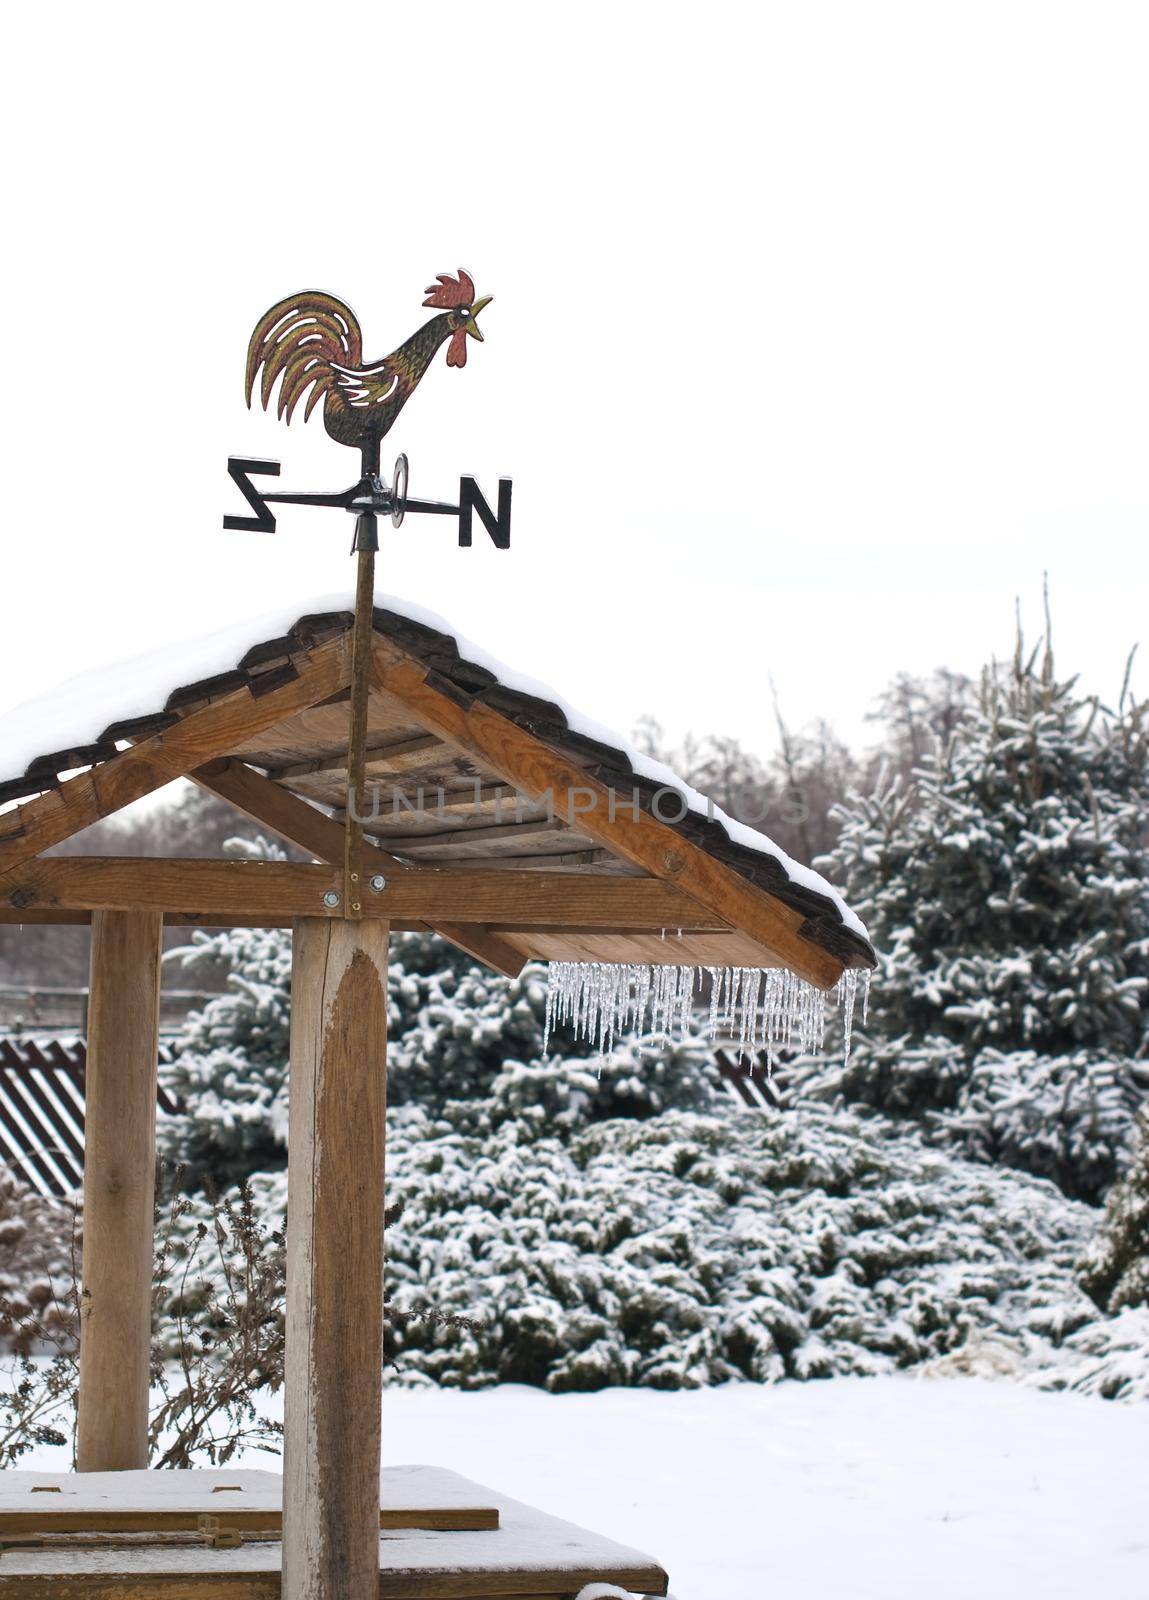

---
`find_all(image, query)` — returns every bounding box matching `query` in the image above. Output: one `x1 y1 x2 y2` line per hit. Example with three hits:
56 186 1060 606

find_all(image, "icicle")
839 968 860 1064
544 958 874 1065
707 966 721 1038
543 972 555 1054
746 968 763 1056
678 964 695 1037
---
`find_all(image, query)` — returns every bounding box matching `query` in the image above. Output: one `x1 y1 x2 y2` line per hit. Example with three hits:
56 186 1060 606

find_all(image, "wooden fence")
713 1048 783 1109
0 1029 775 1198
0 987 212 1038
0 1038 180 1198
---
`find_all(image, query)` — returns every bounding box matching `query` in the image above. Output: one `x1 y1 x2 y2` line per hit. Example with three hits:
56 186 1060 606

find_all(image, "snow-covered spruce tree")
158 924 295 1189
799 623 1149 1201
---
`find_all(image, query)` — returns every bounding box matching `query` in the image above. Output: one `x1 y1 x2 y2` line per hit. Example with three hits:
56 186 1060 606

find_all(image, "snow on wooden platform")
0 1464 498 1533
0 1465 668 1597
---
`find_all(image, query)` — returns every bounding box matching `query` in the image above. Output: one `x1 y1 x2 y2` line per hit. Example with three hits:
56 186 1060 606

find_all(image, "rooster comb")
423 269 476 309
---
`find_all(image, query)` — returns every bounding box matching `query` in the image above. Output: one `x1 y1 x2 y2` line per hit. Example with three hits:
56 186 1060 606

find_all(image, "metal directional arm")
223 455 511 547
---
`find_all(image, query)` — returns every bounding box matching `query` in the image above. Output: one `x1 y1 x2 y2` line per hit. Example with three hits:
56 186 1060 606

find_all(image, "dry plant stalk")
0 1177 478 1467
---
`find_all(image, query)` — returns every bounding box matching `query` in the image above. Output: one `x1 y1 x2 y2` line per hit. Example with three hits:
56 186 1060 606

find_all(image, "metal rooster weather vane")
223 270 511 911
224 271 510 549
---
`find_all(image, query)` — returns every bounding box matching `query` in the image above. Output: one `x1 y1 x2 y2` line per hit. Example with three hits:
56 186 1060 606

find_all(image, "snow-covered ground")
11 1377 1149 1599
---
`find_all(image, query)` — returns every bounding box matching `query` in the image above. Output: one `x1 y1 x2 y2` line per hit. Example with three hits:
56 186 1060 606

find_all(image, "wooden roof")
0 603 875 987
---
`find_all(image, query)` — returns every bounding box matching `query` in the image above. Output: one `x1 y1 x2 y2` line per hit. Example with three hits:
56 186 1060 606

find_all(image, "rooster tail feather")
278 357 329 423
244 292 363 422
303 377 332 422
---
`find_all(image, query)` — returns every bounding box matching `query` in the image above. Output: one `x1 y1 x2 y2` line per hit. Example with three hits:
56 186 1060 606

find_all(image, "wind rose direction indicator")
222 271 512 550
223 455 512 549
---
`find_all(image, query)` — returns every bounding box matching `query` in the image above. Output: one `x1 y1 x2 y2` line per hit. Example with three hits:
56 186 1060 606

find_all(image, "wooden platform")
0 1466 669 1597
0 1466 498 1535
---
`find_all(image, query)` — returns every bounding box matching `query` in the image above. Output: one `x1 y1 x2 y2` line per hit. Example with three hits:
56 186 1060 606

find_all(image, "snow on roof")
0 590 869 946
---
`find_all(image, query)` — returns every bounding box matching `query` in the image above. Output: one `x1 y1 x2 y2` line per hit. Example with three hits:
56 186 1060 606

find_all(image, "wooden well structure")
0 599 874 1598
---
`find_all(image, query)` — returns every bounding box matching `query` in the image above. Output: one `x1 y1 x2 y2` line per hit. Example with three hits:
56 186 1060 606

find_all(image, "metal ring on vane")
391 454 409 528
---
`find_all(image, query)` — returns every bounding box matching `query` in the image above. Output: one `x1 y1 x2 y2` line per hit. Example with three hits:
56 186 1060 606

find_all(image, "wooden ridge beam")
372 638 847 989
0 858 729 929
192 759 525 979
0 638 354 877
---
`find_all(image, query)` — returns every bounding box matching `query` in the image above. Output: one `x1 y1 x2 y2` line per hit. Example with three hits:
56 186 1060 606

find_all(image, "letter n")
459 478 512 549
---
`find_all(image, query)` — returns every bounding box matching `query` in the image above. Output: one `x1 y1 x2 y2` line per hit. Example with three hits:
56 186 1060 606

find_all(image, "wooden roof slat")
373 818 590 860
277 733 444 782
0 774 57 808
97 712 181 746
400 783 513 816
427 848 626 873
24 742 121 780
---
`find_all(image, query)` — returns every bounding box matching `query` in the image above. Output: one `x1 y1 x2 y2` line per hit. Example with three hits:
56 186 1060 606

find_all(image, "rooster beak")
466 295 493 339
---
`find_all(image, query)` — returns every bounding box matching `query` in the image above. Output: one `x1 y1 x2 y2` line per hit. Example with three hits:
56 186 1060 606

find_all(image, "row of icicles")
543 962 871 1064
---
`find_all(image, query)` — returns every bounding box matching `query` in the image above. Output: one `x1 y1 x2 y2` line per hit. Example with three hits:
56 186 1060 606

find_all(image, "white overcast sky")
1 2 1146 763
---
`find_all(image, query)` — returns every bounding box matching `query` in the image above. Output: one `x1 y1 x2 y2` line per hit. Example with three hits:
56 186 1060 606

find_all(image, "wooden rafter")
413 923 527 982
372 639 848 989
195 758 389 869
0 638 354 875
193 758 525 978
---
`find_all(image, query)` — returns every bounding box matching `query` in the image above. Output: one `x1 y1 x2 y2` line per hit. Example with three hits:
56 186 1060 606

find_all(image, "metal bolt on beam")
369 875 387 892
323 890 341 909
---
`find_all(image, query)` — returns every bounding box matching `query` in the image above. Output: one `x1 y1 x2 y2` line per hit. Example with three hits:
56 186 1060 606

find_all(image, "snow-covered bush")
1079 1111 1149 1315
166 1100 1096 1392
1033 1307 1149 1403
381 1103 1100 1389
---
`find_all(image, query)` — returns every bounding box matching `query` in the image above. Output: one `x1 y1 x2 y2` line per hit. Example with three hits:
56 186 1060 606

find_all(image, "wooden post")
76 910 163 1472
283 918 389 1600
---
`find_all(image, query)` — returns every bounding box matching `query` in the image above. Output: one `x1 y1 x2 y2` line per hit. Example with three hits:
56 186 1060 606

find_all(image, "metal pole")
344 524 376 918
343 437 381 918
